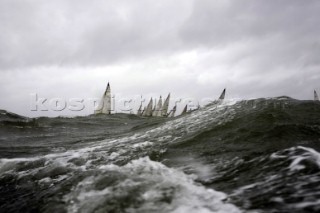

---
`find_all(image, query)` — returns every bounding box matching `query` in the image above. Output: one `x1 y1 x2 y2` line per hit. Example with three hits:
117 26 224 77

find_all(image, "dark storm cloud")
1 0 320 117
1 0 320 70
181 0 320 45
183 0 320 69
0 0 191 69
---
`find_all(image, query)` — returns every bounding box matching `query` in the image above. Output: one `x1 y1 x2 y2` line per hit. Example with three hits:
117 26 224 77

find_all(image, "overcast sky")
1 0 320 117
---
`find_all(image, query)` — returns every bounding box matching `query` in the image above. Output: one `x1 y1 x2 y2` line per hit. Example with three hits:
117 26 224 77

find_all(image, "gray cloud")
0 0 320 117
0 0 192 68
1 0 320 69
181 0 320 45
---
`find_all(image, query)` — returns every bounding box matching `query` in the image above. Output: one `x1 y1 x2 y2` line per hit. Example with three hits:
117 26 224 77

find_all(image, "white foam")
65 157 241 213
297 146 320 167
0 99 243 212
289 200 320 209
270 153 287 159
289 156 307 171
289 146 320 171
132 141 154 149
108 152 120 160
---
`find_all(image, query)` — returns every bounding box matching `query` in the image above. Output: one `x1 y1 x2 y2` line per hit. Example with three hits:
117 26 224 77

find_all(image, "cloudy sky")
1 0 320 117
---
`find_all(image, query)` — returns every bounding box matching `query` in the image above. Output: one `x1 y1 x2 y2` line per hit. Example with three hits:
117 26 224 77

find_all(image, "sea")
0 97 320 213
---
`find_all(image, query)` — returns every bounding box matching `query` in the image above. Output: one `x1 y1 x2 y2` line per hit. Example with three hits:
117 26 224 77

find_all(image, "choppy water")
1 97 320 213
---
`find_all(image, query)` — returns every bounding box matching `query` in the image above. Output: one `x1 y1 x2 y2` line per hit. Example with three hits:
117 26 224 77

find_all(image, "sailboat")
143 98 153 117
219 88 226 100
315 90 319 101
161 93 170 117
201 88 227 108
169 105 177 117
137 104 143 116
154 96 163 117
94 83 112 114
180 105 188 116
151 99 157 116
141 106 146 116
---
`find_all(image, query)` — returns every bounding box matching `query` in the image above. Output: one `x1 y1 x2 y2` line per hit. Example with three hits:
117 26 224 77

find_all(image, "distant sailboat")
161 93 170 117
94 96 104 114
219 88 226 100
141 106 146 116
202 88 227 107
152 99 157 116
94 83 112 114
180 105 188 116
154 96 163 117
102 83 112 114
169 105 177 117
143 98 153 117
315 90 319 101
137 104 143 116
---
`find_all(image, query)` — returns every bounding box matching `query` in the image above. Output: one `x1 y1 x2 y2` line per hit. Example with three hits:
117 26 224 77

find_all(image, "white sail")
161 93 170 117
102 83 111 114
152 99 157 116
94 93 104 114
143 98 153 117
94 83 111 114
141 107 147 116
154 96 163 117
315 90 319 101
219 88 226 100
170 105 177 117
180 105 188 116
137 104 143 116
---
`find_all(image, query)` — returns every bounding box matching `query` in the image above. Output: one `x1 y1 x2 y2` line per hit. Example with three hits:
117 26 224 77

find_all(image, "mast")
161 93 170 117
314 90 319 101
218 88 226 100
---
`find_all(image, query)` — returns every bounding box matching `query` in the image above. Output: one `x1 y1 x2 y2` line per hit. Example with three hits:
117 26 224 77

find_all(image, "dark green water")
1 97 320 213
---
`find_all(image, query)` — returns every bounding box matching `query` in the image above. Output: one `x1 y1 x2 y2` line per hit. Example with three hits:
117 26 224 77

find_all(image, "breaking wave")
1 97 320 212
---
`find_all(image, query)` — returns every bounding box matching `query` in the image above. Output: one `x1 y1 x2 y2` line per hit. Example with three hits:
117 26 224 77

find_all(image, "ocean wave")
65 157 241 213
1 98 320 212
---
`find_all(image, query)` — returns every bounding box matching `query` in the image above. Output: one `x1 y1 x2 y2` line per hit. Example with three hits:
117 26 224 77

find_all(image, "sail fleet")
94 83 320 117
94 83 227 117
137 94 170 117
